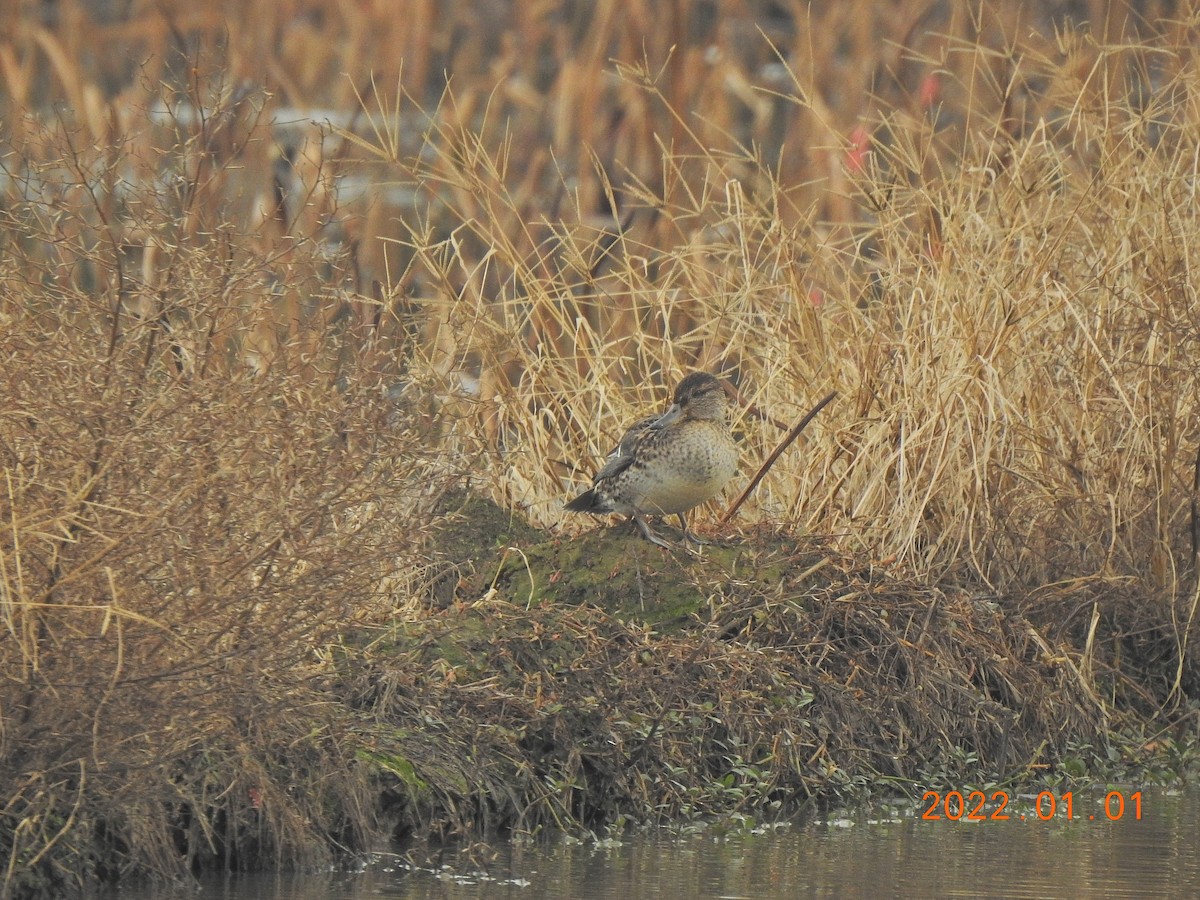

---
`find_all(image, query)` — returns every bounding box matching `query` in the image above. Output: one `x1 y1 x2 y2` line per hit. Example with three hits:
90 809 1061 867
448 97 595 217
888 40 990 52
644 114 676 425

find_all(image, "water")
114 788 1200 899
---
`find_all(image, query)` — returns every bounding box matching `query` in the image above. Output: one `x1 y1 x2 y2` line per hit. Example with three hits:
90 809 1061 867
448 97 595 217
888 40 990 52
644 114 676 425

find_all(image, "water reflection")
114 789 1200 899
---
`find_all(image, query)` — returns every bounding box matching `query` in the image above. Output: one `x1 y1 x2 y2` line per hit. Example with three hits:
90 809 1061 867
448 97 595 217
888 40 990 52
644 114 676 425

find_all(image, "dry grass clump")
0 91 464 894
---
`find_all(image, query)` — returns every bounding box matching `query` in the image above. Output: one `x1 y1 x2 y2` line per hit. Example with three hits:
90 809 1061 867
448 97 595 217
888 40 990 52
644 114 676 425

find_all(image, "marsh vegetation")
2 1 1200 896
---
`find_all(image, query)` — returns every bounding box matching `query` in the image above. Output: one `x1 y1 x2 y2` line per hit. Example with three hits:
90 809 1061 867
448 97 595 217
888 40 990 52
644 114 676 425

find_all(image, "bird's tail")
564 489 602 513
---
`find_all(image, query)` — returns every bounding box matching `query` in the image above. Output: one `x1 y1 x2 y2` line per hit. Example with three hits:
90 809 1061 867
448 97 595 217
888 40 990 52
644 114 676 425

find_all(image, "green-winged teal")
565 372 739 548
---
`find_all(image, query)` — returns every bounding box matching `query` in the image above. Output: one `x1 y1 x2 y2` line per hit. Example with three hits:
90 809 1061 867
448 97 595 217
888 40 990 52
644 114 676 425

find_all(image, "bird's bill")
647 403 682 429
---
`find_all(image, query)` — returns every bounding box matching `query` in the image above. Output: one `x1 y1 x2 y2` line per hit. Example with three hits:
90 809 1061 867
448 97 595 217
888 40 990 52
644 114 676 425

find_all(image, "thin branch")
720 390 837 525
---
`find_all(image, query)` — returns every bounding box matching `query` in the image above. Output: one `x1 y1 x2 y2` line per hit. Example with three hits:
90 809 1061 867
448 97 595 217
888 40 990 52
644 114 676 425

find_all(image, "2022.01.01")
921 790 1143 822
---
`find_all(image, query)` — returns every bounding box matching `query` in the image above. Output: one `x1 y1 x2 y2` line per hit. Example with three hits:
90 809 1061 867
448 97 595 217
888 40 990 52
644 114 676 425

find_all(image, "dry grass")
362 1 1200 606
3 0 1200 894
0 110 461 889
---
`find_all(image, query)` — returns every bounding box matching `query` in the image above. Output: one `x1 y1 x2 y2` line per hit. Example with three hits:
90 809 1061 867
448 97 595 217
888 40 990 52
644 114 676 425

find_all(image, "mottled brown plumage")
565 372 738 548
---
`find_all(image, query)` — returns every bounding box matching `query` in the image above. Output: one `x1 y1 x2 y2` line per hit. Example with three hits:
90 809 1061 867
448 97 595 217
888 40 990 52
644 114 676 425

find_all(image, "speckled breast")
626 422 738 516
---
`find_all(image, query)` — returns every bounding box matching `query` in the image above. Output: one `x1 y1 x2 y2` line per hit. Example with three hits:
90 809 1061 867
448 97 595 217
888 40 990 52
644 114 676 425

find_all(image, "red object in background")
846 125 870 173
919 72 942 109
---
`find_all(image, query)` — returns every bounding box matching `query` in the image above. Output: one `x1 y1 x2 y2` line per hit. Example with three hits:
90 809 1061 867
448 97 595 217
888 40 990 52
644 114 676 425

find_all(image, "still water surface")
117 788 1199 899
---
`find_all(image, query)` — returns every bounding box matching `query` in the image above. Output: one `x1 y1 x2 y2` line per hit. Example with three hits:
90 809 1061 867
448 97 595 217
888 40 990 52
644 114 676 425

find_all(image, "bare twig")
720 390 837 525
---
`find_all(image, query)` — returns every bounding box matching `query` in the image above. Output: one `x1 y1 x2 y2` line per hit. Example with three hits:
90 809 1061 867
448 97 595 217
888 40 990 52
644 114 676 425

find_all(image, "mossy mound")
344 495 1195 848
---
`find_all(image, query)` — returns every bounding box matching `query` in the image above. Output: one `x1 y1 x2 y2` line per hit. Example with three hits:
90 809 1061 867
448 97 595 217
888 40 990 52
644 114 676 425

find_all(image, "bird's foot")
633 515 675 550
675 514 717 546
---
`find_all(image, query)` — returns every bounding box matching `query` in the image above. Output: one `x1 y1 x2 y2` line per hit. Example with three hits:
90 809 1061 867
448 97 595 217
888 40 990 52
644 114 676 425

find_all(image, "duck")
565 372 739 548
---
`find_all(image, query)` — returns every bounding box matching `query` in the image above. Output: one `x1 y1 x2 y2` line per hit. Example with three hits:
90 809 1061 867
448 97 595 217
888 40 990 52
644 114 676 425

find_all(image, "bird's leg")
633 514 675 549
677 513 713 545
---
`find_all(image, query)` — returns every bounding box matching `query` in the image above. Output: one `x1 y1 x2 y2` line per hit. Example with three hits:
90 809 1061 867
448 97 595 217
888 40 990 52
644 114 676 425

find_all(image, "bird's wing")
591 413 660 483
